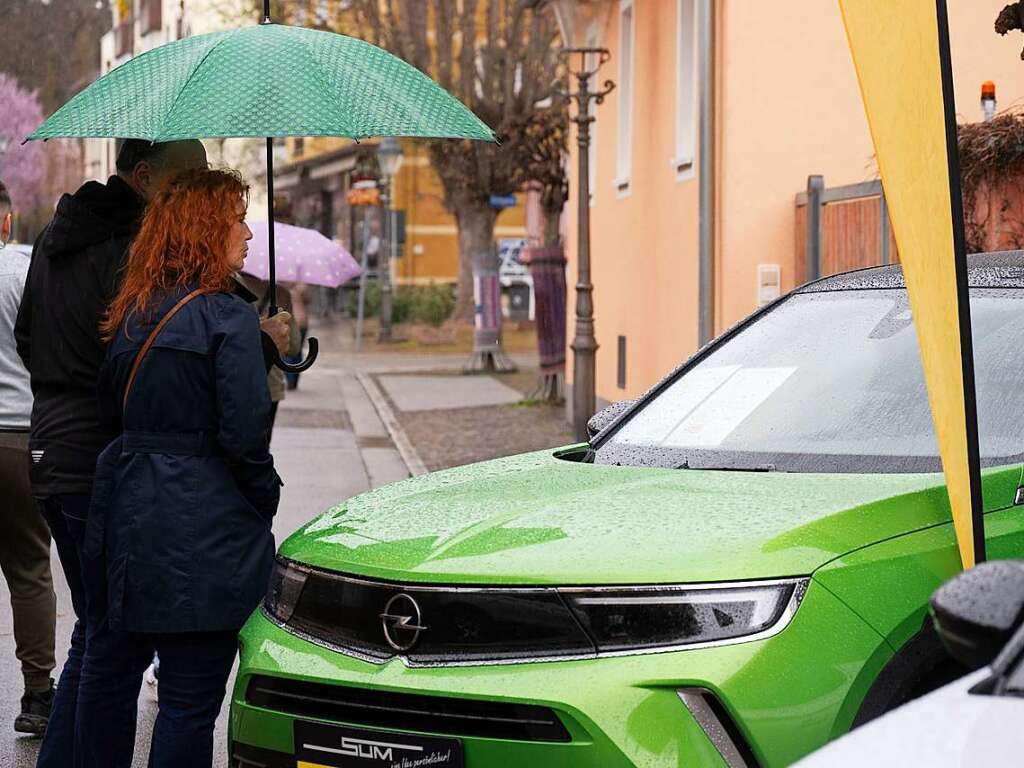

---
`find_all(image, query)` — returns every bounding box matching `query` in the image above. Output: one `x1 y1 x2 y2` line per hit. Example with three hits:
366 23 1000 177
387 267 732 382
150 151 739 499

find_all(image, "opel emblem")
380 593 427 652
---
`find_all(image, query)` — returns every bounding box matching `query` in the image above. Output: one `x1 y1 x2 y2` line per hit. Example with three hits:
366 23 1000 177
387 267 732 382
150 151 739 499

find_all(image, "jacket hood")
37 176 143 260
280 450 1021 585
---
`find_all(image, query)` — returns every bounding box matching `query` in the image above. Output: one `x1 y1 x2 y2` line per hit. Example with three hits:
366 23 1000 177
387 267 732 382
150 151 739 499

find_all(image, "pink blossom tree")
0 74 45 217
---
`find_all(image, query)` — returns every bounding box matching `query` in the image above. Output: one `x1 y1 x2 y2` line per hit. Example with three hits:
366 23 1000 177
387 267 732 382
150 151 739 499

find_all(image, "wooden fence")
795 177 899 284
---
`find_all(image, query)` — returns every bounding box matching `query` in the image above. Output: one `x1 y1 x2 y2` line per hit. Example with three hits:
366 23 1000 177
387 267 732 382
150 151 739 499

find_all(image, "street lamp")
552 0 615 442
376 136 404 342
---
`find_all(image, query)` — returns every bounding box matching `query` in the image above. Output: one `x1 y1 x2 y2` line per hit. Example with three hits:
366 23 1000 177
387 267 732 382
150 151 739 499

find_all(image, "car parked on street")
230 253 1024 768
795 560 1024 766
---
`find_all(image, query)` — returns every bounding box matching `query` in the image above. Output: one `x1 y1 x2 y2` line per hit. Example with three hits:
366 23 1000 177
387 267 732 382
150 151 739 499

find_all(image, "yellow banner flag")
839 0 984 568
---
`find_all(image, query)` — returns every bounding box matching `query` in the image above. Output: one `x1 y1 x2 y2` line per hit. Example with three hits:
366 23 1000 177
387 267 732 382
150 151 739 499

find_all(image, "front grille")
245 674 572 743
276 565 595 665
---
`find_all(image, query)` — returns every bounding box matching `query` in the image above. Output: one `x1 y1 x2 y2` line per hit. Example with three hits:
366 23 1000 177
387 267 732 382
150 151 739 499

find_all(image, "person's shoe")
14 680 54 735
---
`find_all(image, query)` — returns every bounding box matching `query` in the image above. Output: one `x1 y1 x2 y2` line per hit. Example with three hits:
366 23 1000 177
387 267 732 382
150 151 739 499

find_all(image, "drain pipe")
697 0 716 346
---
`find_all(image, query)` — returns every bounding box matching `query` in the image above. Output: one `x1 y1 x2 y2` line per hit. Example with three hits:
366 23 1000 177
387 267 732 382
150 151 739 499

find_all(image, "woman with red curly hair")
76 168 281 768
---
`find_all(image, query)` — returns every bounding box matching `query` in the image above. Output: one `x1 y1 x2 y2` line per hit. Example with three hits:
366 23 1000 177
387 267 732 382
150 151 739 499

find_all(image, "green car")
230 255 1024 768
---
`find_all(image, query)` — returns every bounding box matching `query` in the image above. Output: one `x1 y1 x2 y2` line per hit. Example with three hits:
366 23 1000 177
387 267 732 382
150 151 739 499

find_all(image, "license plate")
294 720 464 768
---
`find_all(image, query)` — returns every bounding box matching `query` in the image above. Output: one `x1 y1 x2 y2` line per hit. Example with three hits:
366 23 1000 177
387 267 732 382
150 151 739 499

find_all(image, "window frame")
614 0 635 197
673 0 698 182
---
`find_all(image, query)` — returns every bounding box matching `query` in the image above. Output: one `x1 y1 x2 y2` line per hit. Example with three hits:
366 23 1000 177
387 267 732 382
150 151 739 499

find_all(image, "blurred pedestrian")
238 271 299 440
0 180 57 735
77 168 280 768
284 280 309 390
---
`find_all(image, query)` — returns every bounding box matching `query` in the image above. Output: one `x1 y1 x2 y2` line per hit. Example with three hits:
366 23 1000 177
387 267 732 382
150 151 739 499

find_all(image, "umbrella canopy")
27 15 494 373
243 221 360 288
28 23 493 142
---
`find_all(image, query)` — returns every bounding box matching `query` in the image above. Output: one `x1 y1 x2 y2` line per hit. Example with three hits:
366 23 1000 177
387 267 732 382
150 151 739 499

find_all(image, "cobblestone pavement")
0 317 546 766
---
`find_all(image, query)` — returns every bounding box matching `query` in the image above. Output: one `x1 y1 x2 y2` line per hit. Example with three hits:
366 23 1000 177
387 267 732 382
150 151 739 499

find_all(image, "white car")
797 560 1024 766
795 667 1022 766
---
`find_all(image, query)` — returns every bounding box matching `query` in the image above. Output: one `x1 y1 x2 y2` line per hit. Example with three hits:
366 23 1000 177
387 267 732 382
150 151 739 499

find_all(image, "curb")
356 372 429 477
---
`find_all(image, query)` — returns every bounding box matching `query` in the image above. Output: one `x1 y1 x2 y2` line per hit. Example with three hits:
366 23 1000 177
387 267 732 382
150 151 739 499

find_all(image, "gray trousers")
0 430 56 691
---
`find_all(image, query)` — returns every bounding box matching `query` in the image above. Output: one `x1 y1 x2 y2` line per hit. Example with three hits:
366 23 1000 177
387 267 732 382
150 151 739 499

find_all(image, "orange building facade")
278 136 529 287
564 0 1024 407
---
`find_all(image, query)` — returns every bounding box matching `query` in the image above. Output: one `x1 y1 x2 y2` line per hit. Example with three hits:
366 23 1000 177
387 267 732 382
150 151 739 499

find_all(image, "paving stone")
378 374 522 412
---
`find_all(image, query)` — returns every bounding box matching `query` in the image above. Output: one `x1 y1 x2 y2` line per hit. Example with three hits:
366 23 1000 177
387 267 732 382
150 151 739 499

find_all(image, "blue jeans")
75 628 238 768
36 494 96 768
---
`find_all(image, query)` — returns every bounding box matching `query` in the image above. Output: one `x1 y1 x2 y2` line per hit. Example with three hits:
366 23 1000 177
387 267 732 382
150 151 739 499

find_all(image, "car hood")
279 450 1021 585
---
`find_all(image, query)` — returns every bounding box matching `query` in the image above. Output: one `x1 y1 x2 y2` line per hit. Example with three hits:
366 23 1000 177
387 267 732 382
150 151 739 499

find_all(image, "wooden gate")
795 176 899 283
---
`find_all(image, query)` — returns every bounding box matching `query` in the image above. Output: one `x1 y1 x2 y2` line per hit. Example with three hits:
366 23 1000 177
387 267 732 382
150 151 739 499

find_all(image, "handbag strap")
122 288 215 412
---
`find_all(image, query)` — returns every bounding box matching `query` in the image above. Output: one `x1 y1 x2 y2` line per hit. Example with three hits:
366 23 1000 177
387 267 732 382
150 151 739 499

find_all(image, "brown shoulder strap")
122 288 215 412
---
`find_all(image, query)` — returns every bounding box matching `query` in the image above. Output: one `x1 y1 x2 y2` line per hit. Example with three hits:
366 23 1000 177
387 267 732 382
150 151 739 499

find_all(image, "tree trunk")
543 208 562 248
453 203 498 322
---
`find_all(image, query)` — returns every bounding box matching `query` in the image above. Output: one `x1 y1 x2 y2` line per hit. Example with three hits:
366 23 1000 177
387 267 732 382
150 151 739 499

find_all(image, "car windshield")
596 288 1024 473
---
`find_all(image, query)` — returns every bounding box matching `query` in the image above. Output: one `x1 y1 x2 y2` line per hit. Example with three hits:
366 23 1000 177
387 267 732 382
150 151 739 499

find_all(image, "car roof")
796 250 1024 293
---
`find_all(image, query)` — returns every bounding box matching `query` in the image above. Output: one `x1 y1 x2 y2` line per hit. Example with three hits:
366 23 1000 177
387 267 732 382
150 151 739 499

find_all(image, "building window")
674 0 697 180
615 0 634 196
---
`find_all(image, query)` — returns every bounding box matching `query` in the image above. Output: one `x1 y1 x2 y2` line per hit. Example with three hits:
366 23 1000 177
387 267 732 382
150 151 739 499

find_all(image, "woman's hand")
259 311 292 356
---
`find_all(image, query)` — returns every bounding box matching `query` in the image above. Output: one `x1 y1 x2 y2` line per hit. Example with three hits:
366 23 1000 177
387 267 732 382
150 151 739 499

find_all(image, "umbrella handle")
272 336 319 373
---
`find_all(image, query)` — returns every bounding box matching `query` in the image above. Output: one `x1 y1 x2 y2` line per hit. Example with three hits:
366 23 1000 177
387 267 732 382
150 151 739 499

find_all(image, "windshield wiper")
675 460 777 472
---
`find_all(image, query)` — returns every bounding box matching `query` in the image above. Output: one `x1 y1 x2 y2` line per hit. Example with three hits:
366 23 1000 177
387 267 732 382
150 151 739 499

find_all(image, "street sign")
489 194 517 209
347 187 380 206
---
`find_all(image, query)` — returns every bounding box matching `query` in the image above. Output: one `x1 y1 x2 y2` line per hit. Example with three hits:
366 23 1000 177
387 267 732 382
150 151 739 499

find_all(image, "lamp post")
551 0 615 441
376 136 404 342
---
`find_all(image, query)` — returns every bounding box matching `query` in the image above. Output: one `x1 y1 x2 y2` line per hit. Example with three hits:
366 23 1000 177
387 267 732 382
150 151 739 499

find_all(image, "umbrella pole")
265 136 278 314
263 135 320 373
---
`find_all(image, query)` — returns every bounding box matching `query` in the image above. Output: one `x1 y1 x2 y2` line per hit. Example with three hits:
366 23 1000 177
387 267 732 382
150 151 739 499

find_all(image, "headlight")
264 557 309 623
563 579 806 653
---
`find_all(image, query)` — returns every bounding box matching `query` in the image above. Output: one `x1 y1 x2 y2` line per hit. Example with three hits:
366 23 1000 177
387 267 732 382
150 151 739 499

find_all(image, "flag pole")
936 0 985 563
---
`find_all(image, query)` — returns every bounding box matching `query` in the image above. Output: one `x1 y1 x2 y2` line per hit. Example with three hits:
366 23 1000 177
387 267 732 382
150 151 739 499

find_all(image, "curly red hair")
101 167 249 339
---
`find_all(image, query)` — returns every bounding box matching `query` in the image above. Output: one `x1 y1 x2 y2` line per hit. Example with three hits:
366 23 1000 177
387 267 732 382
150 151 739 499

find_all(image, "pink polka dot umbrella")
243 221 361 288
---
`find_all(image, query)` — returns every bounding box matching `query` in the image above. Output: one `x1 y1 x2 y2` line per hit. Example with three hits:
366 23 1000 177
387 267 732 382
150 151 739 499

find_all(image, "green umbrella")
28 2 494 370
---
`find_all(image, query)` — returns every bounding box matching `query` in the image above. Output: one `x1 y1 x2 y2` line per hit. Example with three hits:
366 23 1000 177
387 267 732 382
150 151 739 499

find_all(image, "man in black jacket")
14 138 295 767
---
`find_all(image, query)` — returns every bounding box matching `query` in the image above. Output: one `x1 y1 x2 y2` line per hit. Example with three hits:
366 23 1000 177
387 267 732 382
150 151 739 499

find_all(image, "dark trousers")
36 494 95 768
284 326 309 389
76 629 238 768
0 431 56 693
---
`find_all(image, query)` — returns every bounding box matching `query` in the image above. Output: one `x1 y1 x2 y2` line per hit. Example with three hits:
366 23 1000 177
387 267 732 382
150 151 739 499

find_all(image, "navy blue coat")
88 286 281 633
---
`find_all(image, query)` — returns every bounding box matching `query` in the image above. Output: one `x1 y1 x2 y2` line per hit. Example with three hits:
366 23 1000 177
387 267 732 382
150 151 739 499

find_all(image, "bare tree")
334 0 564 322
509 101 569 247
997 1 1024 57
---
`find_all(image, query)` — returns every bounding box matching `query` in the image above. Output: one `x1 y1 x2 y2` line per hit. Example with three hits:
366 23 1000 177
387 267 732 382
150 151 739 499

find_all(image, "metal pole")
355 215 371 350
265 136 278 313
879 190 891 266
805 174 824 282
564 48 614 443
379 174 393 342
697 0 716 346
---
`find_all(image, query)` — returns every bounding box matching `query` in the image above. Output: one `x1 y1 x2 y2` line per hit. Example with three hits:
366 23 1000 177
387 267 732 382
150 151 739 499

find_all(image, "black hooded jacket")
14 176 144 495
15 175 277 497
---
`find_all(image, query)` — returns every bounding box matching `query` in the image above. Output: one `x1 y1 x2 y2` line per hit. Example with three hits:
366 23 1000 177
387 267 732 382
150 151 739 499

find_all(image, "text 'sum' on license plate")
295 721 464 768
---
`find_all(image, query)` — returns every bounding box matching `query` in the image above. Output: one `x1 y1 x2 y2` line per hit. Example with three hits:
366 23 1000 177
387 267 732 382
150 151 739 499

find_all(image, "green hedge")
351 282 456 327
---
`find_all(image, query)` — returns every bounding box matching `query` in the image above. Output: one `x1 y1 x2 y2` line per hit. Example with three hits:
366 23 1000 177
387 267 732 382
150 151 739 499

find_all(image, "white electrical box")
757 264 781 306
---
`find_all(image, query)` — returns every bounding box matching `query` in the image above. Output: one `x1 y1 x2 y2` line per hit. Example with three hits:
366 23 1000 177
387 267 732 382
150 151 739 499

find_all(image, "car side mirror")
930 560 1024 670
586 400 636 441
